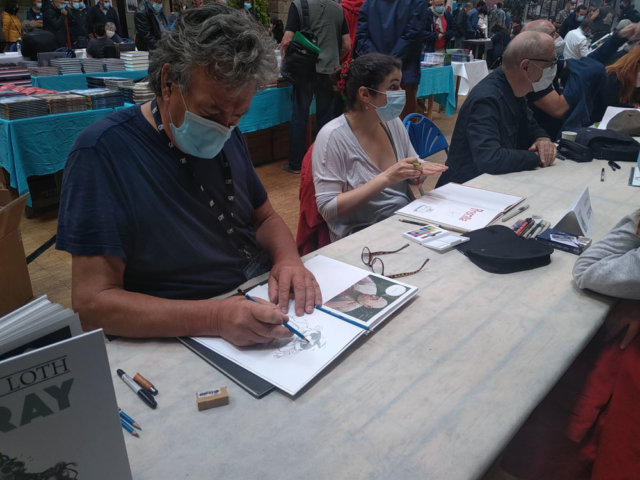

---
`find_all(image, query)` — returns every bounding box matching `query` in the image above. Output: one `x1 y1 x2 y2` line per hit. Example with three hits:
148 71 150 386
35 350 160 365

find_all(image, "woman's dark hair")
512 17 521 24
331 53 402 111
5 0 19 13
270 16 284 43
94 23 106 36
490 24 504 34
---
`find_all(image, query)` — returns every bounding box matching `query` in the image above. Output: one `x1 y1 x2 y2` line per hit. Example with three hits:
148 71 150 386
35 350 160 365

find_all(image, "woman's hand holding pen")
382 157 447 187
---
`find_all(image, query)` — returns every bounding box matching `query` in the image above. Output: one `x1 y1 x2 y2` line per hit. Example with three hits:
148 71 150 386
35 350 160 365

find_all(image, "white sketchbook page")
302 255 376 303
192 296 363 395
396 196 505 231
430 183 524 213
598 106 640 130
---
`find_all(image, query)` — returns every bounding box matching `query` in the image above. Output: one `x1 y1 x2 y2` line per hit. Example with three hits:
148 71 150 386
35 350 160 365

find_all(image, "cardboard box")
243 130 273 166
0 190 33 318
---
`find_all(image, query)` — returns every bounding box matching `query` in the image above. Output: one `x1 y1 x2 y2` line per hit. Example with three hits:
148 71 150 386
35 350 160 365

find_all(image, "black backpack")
574 127 640 162
280 0 319 85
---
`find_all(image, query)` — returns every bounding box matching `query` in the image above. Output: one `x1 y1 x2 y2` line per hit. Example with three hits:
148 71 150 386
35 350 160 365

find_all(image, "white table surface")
452 59 489 96
0 52 25 65
106 159 638 480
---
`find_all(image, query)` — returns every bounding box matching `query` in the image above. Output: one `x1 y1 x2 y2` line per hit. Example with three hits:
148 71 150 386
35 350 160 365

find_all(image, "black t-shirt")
86 36 115 58
56 104 269 300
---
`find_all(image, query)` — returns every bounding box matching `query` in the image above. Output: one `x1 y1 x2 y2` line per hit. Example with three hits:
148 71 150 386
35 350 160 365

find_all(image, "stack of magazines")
39 93 87 114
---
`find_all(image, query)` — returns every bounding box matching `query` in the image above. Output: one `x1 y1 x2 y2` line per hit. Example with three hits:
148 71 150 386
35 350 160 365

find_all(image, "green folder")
293 31 321 55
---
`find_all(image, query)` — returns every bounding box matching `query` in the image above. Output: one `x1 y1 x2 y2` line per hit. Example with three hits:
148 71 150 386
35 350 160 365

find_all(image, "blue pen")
121 418 139 438
237 289 309 343
314 304 370 331
119 408 141 430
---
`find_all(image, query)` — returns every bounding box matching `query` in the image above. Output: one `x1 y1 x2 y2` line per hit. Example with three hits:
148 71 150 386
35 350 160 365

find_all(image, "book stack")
69 88 124 109
0 296 133 479
49 58 83 74
39 93 87 114
120 51 150 71
28 66 60 77
0 96 49 119
131 82 154 104
19 60 39 68
104 77 135 91
81 58 105 73
103 59 126 72
0 66 31 87
0 90 25 98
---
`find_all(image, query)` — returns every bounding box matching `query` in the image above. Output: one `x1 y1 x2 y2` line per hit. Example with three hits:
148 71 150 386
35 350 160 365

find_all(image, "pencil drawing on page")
254 315 326 359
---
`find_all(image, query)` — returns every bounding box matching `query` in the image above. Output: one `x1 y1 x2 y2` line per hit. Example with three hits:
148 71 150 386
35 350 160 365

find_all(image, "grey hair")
105 21 116 29
617 19 632 31
148 3 277 96
503 31 553 71
22 20 36 34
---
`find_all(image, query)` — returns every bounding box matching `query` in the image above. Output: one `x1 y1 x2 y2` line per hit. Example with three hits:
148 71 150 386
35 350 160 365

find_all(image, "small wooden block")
196 387 229 411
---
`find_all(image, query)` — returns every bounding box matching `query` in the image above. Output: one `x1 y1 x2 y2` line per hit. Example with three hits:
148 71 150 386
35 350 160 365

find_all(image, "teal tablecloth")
0 108 121 206
31 70 149 91
417 66 456 116
238 85 315 133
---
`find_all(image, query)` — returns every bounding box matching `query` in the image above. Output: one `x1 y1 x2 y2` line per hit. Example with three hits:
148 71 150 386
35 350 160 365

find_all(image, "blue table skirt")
0 108 122 205
238 85 315 133
31 70 149 91
417 66 456 116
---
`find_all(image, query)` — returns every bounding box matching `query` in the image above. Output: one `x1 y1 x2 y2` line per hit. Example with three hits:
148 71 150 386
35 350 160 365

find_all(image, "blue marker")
314 305 370 331
237 289 310 343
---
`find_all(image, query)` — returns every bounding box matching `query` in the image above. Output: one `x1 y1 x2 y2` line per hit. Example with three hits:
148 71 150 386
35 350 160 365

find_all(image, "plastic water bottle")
469 50 474 61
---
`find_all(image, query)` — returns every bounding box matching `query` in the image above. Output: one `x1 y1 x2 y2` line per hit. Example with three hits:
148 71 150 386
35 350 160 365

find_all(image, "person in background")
501 211 640 479
269 16 284 44
57 4 321 343
467 1 479 38
44 0 74 48
355 0 426 120
2 0 22 50
489 24 510 67
281 0 350 174
477 1 488 38
21 19 58 58
598 48 640 113
27 0 44 28
105 21 121 42
135 0 168 51
587 3 597 18
505 8 511 29
564 18 592 59
454 2 469 47
424 0 455 53
69 0 89 48
619 0 640 22
559 4 587 38
86 21 114 57
488 1 505 33
591 0 615 42
168 0 185 26
87 0 122 38
511 17 522 37
241 0 259 22
437 32 556 187
340 0 363 61
553 0 574 31
192 0 202 7
312 53 447 242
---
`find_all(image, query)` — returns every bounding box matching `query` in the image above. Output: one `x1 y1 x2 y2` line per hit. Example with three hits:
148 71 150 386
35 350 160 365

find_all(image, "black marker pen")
117 369 157 409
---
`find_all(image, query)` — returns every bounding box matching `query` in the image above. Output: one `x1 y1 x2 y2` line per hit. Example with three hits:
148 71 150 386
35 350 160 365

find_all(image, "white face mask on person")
106 30 115 38
368 89 406 122
527 62 557 93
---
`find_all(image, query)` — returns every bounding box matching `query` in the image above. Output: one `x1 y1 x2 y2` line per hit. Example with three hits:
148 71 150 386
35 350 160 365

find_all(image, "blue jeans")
288 73 337 170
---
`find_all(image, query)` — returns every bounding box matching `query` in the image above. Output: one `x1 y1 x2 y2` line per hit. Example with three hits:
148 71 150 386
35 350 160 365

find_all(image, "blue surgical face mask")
152 2 162 11
36 2 42 7
58 3 66 9
103 1 110 7
79 1 85 7
72 2 80 8
244 2 251 9
577 15 585 21
570 8 575 13
434 5 444 13
369 89 406 123
169 90 235 158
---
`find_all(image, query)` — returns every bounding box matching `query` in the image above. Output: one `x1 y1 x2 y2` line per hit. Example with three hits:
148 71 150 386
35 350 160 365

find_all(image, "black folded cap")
455 225 554 274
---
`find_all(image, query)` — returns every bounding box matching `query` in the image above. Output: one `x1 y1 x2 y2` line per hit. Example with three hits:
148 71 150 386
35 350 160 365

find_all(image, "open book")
396 183 524 232
192 256 418 395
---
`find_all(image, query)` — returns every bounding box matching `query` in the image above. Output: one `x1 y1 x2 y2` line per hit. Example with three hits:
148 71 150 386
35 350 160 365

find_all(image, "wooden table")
107 159 638 480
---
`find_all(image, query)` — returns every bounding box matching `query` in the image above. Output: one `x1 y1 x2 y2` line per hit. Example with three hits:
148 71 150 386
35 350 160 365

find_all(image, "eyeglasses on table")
361 244 429 279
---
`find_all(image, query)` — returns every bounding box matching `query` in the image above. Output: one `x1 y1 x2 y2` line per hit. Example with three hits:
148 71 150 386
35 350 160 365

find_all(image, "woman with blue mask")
239 0 258 22
312 53 448 241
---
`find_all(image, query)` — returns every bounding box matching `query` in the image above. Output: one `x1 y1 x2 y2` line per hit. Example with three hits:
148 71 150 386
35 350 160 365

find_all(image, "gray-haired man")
57 4 322 347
